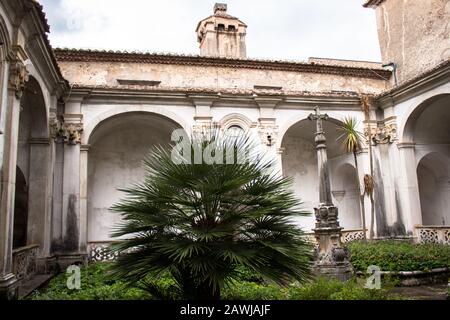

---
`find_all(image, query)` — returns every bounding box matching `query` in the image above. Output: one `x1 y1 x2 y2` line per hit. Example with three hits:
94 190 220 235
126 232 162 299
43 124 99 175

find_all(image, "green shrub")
31 263 401 300
347 241 450 272
30 263 151 300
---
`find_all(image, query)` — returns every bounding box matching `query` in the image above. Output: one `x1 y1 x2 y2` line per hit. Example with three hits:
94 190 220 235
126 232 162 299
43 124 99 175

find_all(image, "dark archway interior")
13 167 28 249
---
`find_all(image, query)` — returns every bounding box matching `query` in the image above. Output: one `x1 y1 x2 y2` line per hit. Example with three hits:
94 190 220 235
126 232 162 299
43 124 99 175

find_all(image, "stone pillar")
436 177 450 226
397 143 422 234
256 98 281 176
79 144 90 255
58 99 86 268
27 138 52 254
0 57 28 299
192 98 214 135
308 107 353 281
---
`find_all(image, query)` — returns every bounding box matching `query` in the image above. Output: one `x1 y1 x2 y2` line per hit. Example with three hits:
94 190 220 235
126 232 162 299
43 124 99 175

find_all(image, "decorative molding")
364 117 398 145
8 59 29 99
62 114 84 145
62 123 84 145
258 119 278 147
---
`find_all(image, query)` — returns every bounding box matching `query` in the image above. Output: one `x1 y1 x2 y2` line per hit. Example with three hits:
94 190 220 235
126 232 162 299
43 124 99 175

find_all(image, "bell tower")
196 3 247 58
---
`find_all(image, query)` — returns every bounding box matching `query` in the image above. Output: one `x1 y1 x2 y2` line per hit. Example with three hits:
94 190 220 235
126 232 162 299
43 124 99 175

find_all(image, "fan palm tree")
337 117 367 241
107 130 313 300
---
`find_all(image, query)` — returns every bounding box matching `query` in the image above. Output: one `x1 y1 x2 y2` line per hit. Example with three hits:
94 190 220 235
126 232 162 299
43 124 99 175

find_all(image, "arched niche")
417 152 450 226
281 117 353 230
87 111 186 242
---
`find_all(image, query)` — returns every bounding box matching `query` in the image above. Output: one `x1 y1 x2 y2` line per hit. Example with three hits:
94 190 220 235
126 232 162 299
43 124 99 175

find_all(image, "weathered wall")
373 0 450 83
58 60 388 94
87 113 180 241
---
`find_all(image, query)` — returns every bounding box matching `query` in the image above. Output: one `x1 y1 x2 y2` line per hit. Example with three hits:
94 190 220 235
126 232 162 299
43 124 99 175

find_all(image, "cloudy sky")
38 0 382 62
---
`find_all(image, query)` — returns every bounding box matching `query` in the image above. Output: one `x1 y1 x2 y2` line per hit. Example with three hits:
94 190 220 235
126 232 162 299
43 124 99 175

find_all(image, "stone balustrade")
414 225 450 245
12 244 39 281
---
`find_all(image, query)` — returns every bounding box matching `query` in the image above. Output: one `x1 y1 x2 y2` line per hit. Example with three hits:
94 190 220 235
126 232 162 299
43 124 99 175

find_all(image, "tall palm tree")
337 117 367 241
107 131 313 300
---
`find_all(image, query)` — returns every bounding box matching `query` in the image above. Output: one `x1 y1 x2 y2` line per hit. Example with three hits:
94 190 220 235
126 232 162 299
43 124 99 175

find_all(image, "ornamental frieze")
364 117 397 145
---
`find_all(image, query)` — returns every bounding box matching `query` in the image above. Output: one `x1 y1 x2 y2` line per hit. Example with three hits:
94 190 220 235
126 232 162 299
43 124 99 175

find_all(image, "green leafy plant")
107 131 314 300
347 240 450 272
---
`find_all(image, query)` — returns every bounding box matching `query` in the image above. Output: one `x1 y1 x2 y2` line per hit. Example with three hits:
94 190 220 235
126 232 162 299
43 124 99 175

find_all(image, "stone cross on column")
308 106 353 281
308 107 333 206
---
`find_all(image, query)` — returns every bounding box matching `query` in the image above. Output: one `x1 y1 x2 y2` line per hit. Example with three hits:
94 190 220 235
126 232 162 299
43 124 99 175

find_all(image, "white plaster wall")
87 113 181 241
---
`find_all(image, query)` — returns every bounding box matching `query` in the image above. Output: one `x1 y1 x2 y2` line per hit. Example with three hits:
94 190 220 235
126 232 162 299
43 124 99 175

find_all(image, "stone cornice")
66 85 365 111
376 59 450 109
54 48 392 80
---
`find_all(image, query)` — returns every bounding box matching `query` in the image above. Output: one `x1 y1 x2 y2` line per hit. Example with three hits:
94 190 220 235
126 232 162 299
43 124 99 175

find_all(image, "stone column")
79 144 90 255
397 143 422 234
27 138 52 254
436 177 450 226
308 107 353 281
58 99 86 268
0 58 28 299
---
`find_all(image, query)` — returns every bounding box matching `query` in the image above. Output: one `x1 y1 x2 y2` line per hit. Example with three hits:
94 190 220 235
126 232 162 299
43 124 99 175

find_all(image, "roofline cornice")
54 48 392 80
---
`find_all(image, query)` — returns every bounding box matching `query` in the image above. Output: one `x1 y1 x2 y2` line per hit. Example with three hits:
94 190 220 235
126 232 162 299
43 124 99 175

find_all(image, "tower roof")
195 3 247 34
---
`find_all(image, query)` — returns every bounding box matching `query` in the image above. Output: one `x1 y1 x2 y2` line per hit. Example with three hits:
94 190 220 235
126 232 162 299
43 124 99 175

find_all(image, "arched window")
226 125 244 139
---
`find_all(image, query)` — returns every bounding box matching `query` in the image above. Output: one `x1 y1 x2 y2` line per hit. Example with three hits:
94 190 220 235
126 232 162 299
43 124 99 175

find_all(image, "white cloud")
39 0 382 61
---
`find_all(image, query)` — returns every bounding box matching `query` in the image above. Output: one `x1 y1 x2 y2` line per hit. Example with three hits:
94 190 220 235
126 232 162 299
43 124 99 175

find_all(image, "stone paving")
389 284 449 300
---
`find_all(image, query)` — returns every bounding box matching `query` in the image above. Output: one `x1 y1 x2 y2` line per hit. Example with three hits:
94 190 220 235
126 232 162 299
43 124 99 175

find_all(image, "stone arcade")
0 0 449 299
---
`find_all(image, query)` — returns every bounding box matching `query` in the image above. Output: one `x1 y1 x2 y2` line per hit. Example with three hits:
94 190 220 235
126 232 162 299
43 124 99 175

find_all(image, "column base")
57 253 88 271
0 273 19 300
313 262 354 282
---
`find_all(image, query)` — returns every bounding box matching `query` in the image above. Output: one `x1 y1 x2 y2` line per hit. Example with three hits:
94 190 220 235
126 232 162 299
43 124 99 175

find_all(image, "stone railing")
414 225 450 245
304 229 367 244
87 241 120 262
341 229 367 243
12 244 39 281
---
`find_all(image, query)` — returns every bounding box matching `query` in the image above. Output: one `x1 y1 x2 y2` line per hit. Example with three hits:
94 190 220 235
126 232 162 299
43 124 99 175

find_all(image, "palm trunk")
353 150 367 241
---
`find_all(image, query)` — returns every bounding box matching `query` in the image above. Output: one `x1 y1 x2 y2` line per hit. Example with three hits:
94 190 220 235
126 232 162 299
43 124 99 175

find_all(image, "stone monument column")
308 107 353 281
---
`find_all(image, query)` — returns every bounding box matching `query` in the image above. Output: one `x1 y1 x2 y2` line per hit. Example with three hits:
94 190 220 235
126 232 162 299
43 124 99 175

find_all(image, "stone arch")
84 106 190 145
87 111 186 242
218 113 255 131
401 92 450 143
416 152 450 226
16 75 52 252
331 163 362 230
280 117 353 231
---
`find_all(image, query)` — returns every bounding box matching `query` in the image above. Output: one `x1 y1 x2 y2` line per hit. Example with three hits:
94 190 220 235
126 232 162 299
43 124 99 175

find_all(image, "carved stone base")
313 205 354 281
313 262 354 282
36 256 59 275
0 273 19 300
57 253 88 271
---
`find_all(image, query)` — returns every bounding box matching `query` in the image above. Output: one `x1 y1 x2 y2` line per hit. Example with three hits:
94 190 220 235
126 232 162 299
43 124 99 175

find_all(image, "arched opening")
281 118 355 230
403 94 450 227
417 153 449 226
87 112 184 242
13 167 28 249
331 164 362 229
15 76 49 250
